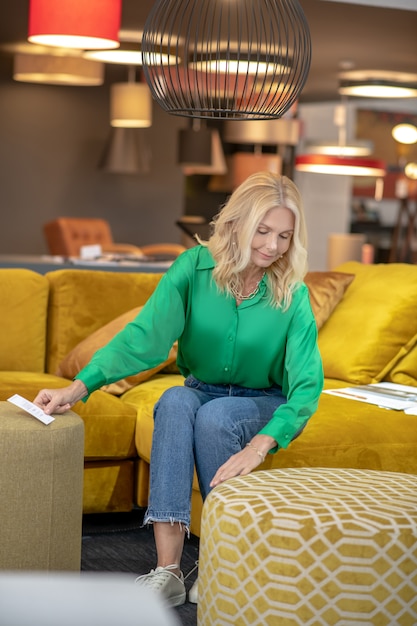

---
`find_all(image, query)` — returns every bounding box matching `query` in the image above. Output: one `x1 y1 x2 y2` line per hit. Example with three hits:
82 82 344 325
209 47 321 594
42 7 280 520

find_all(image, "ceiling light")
180 129 227 176
232 152 282 189
188 52 289 76
110 82 152 128
295 155 386 177
302 140 373 157
85 42 143 65
340 81 417 99
141 0 311 120
85 47 175 66
28 0 122 50
177 123 213 167
13 53 104 86
392 123 417 145
405 162 417 180
295 102 381 176
338 70 417 98
99 128 150 174
223 118 300 146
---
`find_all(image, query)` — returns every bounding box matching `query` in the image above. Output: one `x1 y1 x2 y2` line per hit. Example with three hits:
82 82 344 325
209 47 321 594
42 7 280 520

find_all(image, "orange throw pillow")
304 271 355 330
56 306 178 395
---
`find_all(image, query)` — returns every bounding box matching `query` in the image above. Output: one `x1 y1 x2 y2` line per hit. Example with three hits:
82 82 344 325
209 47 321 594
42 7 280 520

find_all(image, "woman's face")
250 206 295 269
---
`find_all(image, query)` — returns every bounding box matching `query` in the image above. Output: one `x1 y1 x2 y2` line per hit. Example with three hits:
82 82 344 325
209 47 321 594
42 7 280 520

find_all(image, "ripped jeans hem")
142 514 190 539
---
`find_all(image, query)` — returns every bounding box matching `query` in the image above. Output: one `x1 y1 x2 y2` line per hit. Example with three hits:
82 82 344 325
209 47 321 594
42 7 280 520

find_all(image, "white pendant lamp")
110 70 152 128
295 102 385 177
338 70 417 99
392 124 417 145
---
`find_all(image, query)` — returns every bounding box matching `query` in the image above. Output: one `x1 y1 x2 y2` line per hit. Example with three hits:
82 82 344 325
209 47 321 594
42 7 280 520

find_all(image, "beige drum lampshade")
13 53 104 86
110 82 152 128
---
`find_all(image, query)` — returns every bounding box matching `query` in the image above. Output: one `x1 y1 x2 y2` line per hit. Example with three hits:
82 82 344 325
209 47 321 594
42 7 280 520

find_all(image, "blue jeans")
143 375 287 530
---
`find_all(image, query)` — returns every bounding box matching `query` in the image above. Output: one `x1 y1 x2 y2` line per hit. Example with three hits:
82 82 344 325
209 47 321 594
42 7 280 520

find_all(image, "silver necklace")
230 273 265 301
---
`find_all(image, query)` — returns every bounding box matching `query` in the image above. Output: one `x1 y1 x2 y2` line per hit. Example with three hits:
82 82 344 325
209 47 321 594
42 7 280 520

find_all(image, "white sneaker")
135 564 186 607
188 577 198 604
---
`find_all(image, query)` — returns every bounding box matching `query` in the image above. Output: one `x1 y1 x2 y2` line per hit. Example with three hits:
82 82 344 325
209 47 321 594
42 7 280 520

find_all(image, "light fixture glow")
28 0 122 50
338 70 417 99
189 55 288 76
303 140 373 157
340 81 417 99
86 46 143 66
392 123 417 145
85 45 176 66
295 155 386 177
110 82 152 128
405 162 417 180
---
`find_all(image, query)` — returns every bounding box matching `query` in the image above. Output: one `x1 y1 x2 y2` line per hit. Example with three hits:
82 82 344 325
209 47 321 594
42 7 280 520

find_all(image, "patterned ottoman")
198 468 417 626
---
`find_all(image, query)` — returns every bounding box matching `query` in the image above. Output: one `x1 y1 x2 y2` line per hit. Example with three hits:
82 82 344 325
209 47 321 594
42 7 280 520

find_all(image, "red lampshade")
28 0 122 50
295 154 386 177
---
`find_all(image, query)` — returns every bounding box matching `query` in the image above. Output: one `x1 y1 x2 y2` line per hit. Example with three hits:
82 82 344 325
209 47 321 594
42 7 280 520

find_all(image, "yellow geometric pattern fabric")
198 468 417 626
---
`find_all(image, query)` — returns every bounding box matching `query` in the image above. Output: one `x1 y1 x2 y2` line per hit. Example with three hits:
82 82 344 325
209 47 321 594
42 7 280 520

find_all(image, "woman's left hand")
209 435 276 489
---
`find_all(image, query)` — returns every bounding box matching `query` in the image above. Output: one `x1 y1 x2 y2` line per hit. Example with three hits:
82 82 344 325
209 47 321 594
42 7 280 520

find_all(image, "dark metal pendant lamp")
141 0 311 120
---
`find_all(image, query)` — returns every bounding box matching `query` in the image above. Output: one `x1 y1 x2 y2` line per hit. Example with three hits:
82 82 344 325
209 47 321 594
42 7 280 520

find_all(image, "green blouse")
76 245 323 449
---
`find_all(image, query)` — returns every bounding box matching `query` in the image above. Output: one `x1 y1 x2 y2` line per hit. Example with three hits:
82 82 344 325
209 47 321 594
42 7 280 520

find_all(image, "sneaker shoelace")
184 559 199 582
135 564 181 591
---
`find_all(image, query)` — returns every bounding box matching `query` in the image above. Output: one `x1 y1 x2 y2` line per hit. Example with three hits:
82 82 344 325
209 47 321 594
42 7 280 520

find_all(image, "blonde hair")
202 171 308 309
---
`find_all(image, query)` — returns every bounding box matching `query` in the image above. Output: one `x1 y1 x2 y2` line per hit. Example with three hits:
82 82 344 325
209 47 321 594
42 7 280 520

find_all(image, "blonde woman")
34 171 323 608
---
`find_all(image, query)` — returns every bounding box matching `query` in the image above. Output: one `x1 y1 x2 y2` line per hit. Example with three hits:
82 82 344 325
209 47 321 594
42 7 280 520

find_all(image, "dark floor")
81 508 199 626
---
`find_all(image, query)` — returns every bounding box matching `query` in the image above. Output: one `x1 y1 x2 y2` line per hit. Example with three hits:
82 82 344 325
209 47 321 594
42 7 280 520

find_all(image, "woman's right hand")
33 379 88 415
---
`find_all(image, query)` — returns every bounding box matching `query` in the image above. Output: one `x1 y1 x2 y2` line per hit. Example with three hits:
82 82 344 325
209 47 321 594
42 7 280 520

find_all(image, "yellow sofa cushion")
56 306 178 395
0 269 49 373
304 270 354 330
318 262 417 384
384 337 417 386
0 371 137 460
45 269 163 375
123 373 185 463
261 378 417 476
123 373 201 505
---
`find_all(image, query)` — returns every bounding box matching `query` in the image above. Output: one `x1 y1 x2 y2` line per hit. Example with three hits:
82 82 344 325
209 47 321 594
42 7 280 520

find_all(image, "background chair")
43 217 143 257
139 243 187 257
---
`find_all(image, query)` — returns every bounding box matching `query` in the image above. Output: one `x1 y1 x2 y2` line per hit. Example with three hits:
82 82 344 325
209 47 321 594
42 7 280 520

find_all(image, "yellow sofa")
1 263 417 537
0 268 162 515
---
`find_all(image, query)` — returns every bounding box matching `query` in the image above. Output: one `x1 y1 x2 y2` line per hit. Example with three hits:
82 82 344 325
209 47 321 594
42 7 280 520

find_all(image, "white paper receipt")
7 393 55 425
